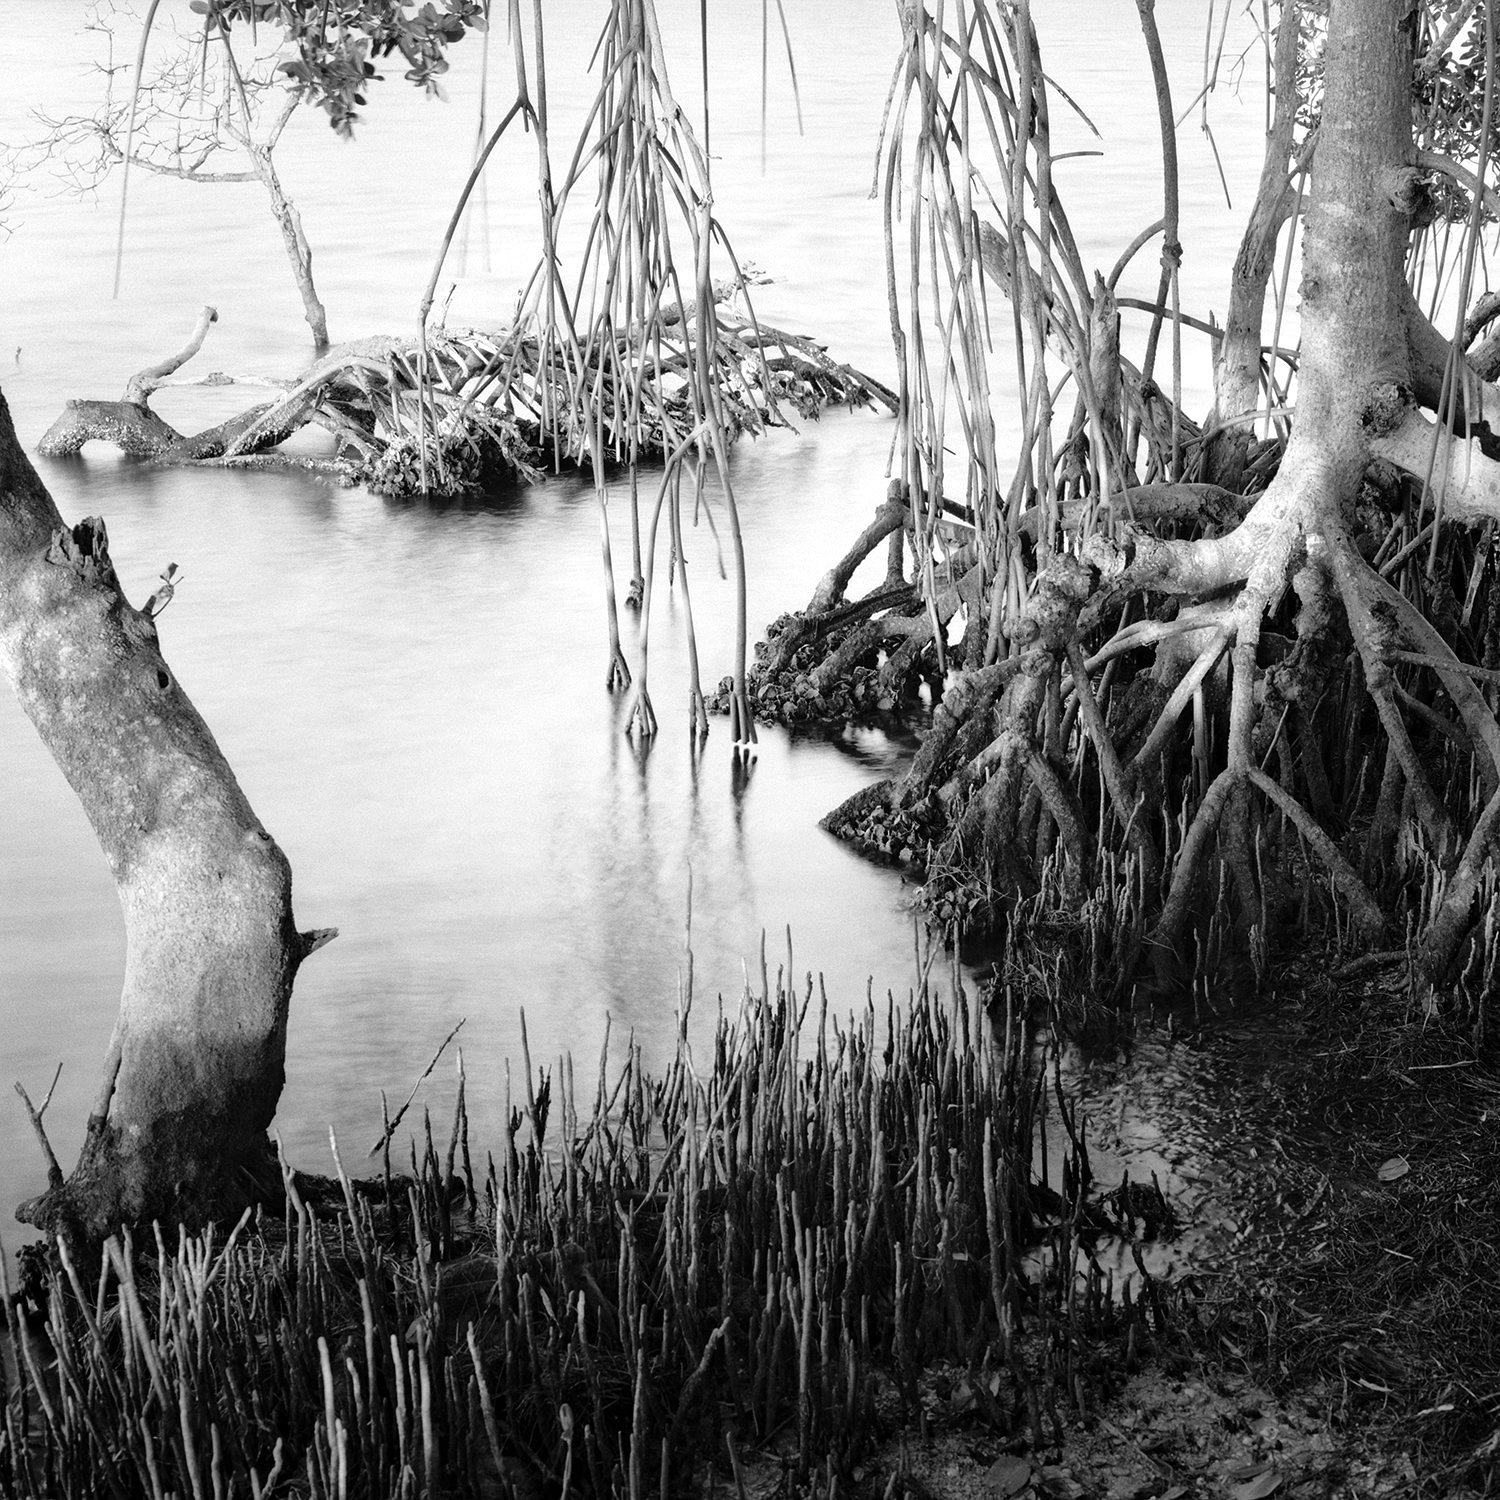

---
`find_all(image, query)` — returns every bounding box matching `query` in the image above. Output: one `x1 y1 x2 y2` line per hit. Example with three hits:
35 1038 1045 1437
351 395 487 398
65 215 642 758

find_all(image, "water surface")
0 1 1269 1229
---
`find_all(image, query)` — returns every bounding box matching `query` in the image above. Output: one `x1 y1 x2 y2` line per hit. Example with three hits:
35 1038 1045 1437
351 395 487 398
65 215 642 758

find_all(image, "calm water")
0 2 1267 1231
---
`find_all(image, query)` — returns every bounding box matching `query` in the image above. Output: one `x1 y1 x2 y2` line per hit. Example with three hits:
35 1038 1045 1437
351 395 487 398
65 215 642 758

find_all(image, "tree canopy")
193 0 486 135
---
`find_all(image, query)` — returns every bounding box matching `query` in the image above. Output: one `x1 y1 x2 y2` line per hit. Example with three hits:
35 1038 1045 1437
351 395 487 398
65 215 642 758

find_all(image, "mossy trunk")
0 389 329 1240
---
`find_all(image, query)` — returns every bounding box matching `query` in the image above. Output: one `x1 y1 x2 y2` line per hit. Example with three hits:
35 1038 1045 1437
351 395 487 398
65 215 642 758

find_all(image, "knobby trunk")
0 391 333 1240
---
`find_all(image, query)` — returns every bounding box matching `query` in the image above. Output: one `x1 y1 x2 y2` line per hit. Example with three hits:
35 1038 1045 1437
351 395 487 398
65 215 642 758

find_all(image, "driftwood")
38 301 896 499
1 386 336 1240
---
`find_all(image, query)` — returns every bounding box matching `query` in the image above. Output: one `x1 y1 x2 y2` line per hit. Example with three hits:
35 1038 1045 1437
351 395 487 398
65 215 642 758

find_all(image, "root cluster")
734 469 1500 1005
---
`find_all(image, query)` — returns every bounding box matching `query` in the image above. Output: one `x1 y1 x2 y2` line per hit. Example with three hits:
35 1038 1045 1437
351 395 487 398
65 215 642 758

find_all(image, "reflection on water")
0 415 936 1228
0 0 1270 1231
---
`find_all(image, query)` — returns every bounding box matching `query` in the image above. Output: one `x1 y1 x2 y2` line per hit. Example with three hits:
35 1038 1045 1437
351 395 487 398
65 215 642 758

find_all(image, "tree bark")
249 139 331 353
0 388 332 1240
1205 5 1303 490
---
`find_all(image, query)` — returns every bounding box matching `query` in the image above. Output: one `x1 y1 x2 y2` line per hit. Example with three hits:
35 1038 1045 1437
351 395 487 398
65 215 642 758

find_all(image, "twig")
367 1019 466 1157
16 1070 66 1190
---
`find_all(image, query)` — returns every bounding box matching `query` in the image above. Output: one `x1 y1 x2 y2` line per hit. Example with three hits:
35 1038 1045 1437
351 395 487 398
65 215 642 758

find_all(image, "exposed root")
783 441 1500 1000
806 483 908 613
1246 766 1385 941
759 0 1500 1002
1065 639 1160 883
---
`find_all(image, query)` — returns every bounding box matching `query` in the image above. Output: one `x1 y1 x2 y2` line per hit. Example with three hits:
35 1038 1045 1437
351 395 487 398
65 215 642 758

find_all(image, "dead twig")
16 1065 66 1190
367 1019 466 1158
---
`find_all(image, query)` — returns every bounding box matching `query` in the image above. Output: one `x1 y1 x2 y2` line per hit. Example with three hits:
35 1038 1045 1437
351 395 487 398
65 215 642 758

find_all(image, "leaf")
1377 1155 1411 1182
984 1455 1033 1498
1231 1471 1284 1500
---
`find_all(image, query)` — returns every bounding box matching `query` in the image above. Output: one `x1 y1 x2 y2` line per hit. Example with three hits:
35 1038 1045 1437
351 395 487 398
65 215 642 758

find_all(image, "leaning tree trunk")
0 391 332 1241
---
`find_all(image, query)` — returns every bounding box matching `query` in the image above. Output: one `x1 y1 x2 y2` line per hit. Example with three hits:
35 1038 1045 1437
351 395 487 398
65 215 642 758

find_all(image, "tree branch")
15 1072 65 1190
1403 282 1500 432
123 305 219 403
1414 147 1500 219
806 485 907 613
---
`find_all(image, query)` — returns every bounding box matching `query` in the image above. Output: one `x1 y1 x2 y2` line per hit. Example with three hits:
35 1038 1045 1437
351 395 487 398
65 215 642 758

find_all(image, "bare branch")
1414 147 1500 219
15 1076 66 1191
123 305 219 403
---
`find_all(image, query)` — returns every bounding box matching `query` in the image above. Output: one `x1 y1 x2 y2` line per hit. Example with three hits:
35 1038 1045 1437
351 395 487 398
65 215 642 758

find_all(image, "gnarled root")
812 443 1500 1001
725 489 992 728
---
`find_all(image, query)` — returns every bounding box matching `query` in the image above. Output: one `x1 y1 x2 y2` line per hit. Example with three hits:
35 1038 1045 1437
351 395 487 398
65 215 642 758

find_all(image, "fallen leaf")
1377 1156 1410 1182
1039 1471 1085 1500
1227 1461 1273 1480
984 1455 1033 1498
1231 1472 1284 1500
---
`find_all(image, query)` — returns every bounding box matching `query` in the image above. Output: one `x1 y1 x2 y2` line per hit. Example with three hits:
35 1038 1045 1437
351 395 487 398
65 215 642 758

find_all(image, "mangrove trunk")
0 390 332 1240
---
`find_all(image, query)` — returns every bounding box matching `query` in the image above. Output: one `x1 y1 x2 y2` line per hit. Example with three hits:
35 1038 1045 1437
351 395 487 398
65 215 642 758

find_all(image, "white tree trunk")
0 391 331 1239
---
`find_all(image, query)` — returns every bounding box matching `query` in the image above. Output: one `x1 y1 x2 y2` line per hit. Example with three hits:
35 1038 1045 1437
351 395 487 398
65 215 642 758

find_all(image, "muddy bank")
1019 953 1500 1497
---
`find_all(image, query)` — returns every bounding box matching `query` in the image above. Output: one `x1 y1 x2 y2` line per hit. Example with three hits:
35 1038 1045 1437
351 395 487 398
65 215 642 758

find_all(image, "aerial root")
625 683 658 739
606 644 632 693
1023 746 1093 873
805 478 1497 989
1143 508 1500 981
1246 767 1386 940
1149 571 1275 960
1369 740 1406 873
1293 705 1336 822
1371 679 1456 851
1419 783 1500 980
728 685 757 749
1333 548 1500 979
805 487 908 614
1065 640 1161 882
1360 567 1500 793
1330 535 1461 857
809 602 933 694
904 659 1022 804
1125 624 1234 780
758 579 918 681
1220 783 1261 956
1151 766 1237 959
